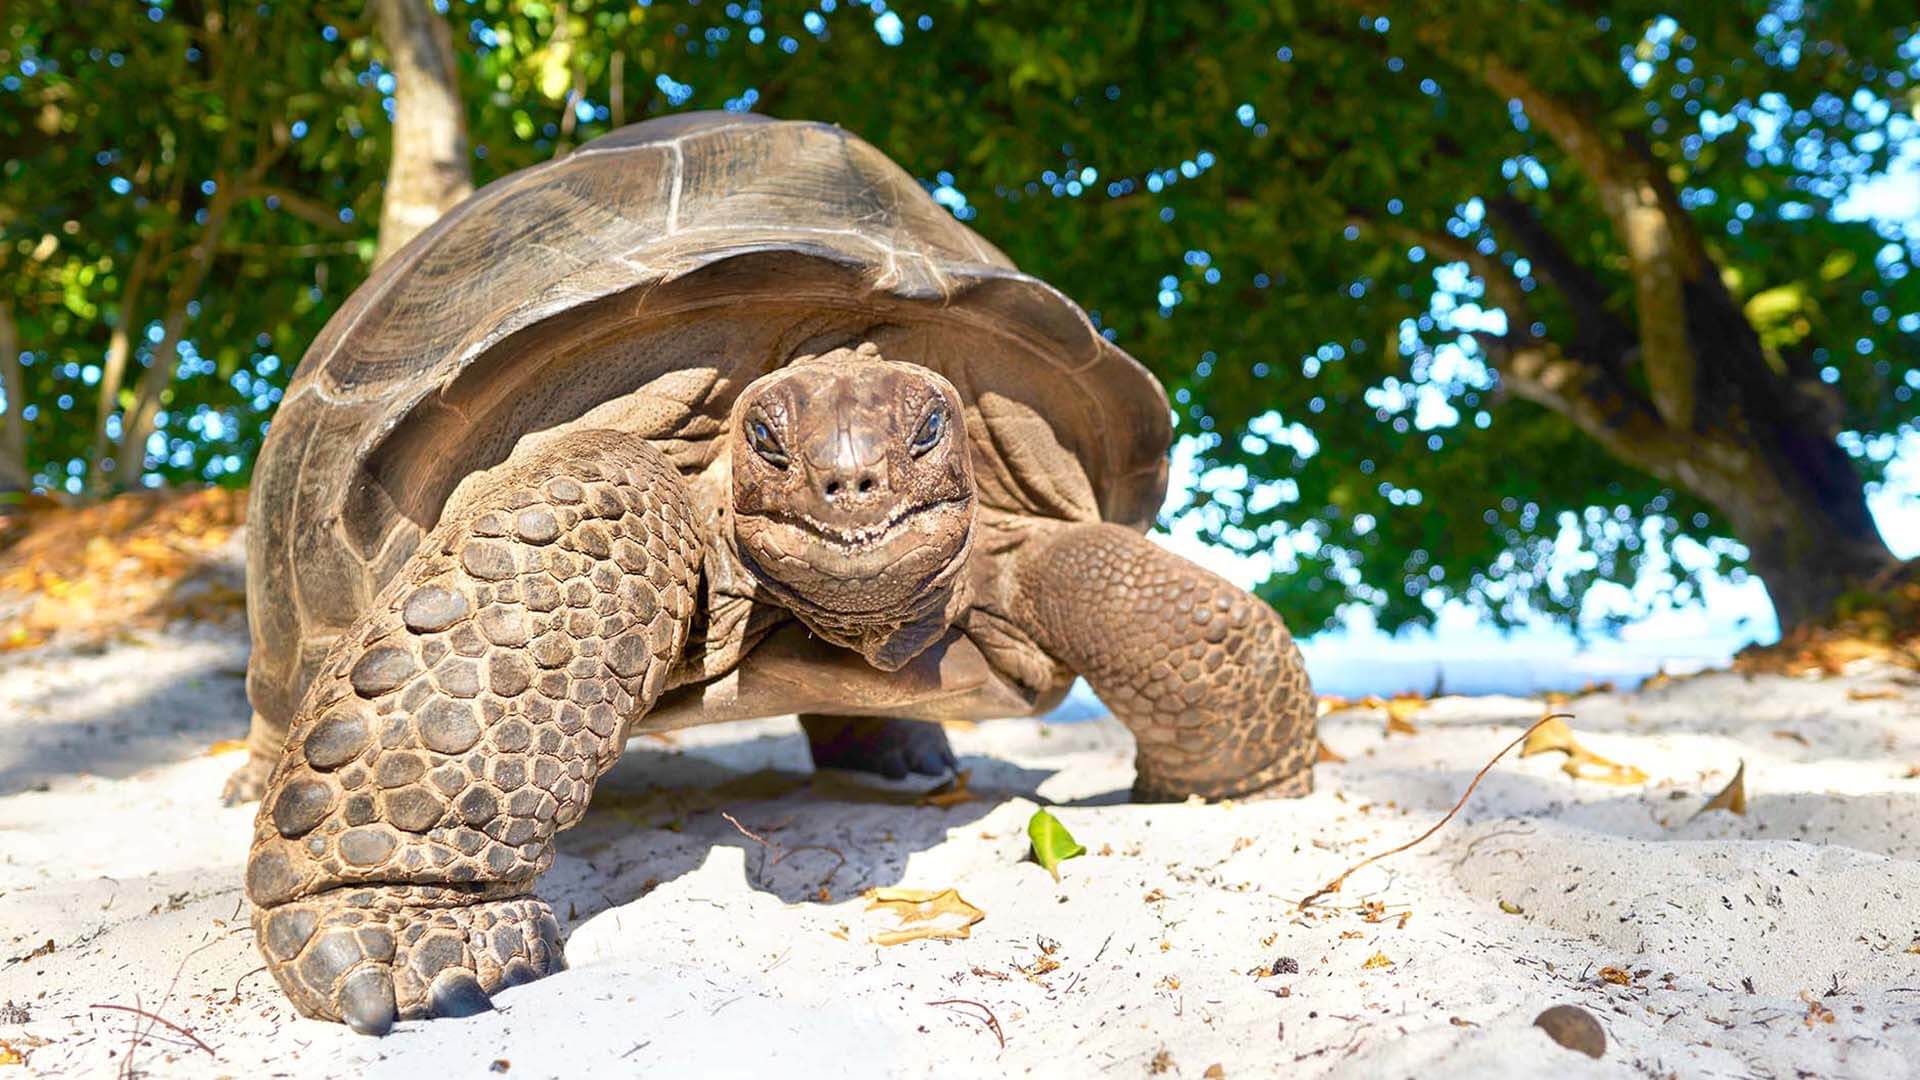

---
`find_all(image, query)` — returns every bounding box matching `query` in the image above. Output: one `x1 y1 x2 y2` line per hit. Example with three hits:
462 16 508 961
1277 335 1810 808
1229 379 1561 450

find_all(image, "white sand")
3 623 1918 1079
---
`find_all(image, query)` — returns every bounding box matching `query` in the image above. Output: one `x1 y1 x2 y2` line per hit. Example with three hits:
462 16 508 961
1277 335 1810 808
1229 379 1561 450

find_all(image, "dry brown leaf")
1019 956 1061 980
864 887 985 946
0 488 248 649
1384 695 1423 736
0 1041 20 1067
1498 899 1524 915
205 738 248 756
1848 688 1900 701
1204 1065 1226 1079
1316 740 1347 764
1362 951 1393 970
1696 760 1748 817
1521 716 1649 786
1316 696 1350 718
917 769 976 808
1598 966 1633 987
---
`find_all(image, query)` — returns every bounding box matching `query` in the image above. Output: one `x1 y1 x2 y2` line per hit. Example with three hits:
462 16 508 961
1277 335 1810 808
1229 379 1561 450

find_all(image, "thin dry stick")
773 844 848 884
1298 714 1565 910
927 998 1006 1049
89 1003 216 1056
720 811 771 849
722 811 845 888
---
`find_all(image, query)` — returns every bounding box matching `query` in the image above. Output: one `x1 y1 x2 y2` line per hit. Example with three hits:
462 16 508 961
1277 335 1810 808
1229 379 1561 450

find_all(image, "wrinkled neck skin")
722 345 978 672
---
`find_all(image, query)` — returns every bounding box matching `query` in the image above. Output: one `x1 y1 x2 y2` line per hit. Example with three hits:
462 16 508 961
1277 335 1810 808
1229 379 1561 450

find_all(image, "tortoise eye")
746 416 787 467
911 408 944 456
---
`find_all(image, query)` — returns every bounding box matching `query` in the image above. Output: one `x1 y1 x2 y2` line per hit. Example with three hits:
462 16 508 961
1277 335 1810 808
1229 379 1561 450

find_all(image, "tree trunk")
90 232 157 492
1714 438 1897 630
373 0 472 265
0 302 27 491
111 183 235 491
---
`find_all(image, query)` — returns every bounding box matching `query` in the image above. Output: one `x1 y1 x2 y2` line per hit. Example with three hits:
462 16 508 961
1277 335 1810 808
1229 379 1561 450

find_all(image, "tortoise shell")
246 111 1171 728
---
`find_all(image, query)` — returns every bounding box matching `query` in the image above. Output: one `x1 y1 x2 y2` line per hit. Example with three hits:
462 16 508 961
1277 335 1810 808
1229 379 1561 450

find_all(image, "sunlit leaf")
1027 808 1086 882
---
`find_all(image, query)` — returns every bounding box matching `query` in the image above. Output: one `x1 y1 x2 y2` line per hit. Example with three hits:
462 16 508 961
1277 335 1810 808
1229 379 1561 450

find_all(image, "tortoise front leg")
245 430 701 1034
800 714 958 780
1010 523 1316 801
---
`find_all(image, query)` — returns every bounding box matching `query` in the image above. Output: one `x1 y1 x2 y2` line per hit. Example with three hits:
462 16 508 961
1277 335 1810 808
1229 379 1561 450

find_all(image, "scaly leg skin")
1010 523 1316 802
800 714 958 780
221 714 280 805
245 430 701 1034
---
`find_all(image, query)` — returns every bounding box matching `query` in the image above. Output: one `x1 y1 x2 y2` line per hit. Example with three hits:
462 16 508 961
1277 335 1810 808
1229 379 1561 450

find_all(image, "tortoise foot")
254 889 563 1035
1132 755 1313 803
221 752 275 806
801 714 958 780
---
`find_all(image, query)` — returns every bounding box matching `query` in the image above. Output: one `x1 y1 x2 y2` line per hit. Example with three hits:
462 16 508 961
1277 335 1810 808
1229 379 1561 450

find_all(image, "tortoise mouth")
731 496 974 618
752 495 970 549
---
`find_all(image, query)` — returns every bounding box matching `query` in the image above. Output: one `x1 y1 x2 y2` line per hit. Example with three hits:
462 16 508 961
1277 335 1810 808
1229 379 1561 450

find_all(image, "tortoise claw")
906 739 959 778
339 968 398 1036
428 971 495 1019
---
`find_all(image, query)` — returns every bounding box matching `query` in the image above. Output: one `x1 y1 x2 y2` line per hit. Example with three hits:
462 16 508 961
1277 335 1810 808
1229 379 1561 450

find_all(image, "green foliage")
1026 807 1086 881
2 1 1915 632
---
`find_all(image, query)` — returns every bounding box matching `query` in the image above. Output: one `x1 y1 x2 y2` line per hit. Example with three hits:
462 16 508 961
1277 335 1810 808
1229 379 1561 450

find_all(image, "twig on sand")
102 924 226 1077
720 811 772 848
774 844 847 884
90 1002 216 1056
721 811 846 888
1298 715 1564 910
928 998 1005 1049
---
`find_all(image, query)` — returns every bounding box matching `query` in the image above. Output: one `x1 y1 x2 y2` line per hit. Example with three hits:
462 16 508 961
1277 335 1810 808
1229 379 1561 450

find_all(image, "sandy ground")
2 624 1919 1079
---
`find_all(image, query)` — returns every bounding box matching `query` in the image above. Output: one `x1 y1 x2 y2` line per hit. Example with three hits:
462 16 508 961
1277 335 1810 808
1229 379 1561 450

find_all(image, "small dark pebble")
490 1061 510 1074
0 999 29 1024
1274 956 1299 974
1534 1004 1605 1059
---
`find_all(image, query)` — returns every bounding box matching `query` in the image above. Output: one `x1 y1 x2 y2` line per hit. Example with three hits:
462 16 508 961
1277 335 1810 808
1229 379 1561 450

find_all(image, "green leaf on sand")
1027 808 1086 882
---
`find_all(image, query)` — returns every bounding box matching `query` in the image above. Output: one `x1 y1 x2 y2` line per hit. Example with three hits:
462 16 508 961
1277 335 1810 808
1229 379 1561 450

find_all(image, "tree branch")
233 183 356 235
1466 53 1701 431
1481 194 1632 366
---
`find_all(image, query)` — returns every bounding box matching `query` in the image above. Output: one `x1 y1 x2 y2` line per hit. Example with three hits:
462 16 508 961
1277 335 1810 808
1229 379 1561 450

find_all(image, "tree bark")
373 0 472 265
0 302 27 491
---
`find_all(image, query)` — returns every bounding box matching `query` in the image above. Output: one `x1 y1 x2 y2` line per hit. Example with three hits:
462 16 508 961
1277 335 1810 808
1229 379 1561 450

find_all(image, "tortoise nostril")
858 477 876 494
824 480 842 497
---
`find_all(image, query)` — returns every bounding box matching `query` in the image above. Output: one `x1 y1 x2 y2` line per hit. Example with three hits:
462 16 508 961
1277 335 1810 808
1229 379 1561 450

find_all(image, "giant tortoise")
236 112 1317 1033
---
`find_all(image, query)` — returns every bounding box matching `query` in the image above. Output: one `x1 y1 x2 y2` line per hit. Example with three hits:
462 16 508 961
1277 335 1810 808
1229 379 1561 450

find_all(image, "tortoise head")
726 342 976 640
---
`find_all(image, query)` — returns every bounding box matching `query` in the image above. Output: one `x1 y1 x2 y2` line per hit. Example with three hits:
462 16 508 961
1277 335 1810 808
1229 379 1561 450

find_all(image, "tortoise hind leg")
800 714 957 780
221 712 281 804
1009 523 1316 801
245 429 702 1033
